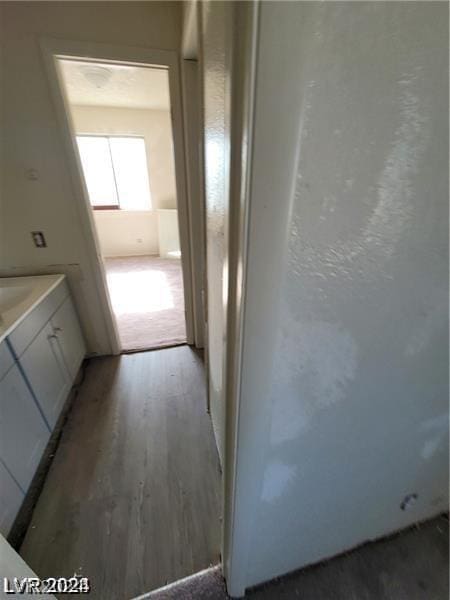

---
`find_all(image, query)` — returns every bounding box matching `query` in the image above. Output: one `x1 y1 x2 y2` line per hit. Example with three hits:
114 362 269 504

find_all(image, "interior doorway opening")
58 59 187 352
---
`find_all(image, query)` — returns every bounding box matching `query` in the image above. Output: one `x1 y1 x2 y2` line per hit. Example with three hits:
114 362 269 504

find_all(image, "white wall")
93 211 158 258
230 2 449 594
201 0 233 464
0 1 181 354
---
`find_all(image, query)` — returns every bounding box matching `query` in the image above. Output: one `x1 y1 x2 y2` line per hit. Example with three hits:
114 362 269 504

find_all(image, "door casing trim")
40 37 195 355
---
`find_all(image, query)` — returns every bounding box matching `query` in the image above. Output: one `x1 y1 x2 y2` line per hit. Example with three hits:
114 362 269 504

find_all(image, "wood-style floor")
20 346 222 600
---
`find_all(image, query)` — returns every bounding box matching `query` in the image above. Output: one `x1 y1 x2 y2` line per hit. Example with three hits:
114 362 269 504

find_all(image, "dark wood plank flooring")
20 346 222 599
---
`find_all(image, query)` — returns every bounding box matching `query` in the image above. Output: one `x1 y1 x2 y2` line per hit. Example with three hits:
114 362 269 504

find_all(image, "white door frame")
40 37 195 354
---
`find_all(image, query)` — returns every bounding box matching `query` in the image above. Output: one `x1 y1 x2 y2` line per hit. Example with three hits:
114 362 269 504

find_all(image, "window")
76 136 152 210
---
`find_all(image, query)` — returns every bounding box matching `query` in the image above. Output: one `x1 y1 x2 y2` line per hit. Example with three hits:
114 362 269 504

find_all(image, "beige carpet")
104 256 187 352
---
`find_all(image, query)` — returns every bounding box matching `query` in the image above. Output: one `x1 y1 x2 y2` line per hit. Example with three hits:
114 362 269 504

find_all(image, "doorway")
40 38 196 355
58 59 187 352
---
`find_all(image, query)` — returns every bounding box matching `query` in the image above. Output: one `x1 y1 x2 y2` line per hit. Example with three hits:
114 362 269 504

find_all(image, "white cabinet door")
0 364 50 491
50 297 85 381
0 343 14 380
20 322 70 429
0 460 24 536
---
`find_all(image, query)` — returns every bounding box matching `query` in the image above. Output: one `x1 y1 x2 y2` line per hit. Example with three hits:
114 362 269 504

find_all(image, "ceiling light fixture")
80 65 112 89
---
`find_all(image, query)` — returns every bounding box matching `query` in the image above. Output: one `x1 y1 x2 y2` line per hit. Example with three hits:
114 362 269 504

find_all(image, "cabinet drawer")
8 280 69 358
0 341 14 381
0 460 24 536
0 364 50 492
20 322 70 429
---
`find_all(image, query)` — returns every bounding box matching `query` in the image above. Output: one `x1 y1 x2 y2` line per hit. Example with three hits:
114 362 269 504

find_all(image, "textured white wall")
232 2 449 593
202 0 232 463
0 1 181 354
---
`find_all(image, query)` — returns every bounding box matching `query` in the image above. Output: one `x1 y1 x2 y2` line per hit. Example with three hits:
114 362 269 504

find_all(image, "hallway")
20 346 221 599
105 256 187 352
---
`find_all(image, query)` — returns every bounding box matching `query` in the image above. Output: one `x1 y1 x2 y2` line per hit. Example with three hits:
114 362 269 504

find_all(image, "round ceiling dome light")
81 65 112 89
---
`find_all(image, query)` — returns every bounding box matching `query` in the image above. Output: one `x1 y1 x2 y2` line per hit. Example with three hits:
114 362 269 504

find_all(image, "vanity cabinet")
8 281 86 430
0 275 86 535
0 460 24 536
0 359 50 490
20 323 71 429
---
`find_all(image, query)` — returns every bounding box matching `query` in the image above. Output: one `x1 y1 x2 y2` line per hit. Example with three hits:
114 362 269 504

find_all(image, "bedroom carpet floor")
104 255 187 352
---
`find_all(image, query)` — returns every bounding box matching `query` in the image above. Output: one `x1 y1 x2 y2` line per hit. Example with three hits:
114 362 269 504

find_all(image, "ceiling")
58 59 171 110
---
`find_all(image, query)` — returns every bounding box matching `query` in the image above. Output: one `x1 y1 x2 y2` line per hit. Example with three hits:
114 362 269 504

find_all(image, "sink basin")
0 285 33 314
0 274 65 342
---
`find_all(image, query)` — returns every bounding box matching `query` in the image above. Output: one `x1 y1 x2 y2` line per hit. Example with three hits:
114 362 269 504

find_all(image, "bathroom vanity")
0 275 85 536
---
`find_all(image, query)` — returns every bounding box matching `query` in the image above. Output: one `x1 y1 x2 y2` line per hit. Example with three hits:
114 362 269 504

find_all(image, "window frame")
76 133 151 211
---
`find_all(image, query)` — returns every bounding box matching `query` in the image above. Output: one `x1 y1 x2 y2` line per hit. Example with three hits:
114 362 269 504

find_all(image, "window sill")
92 208 154 215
